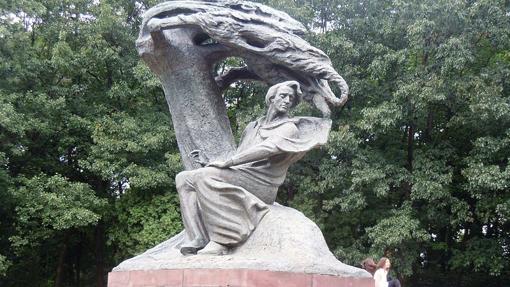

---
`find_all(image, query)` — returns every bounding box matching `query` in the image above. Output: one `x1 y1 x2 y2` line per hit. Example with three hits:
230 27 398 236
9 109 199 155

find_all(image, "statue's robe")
180 117 331 246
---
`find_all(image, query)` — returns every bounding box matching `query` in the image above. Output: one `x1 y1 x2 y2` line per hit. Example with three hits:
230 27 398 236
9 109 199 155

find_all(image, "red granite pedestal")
108 268 374 287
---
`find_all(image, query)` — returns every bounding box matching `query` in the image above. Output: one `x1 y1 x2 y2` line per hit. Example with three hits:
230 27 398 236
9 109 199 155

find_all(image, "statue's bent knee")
175 170 194 191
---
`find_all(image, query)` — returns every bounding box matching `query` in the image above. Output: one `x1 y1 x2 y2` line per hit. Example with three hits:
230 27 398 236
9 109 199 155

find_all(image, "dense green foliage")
0 1 181 286
1 0 509 286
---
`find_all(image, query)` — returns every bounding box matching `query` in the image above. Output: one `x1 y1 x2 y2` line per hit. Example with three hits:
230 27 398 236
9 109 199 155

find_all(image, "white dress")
374 268 389 287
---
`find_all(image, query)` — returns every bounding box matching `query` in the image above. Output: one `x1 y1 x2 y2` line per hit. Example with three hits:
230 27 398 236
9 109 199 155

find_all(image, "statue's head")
265 81 302 113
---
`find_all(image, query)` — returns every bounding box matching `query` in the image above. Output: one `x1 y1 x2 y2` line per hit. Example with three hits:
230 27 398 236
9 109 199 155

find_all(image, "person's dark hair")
376 257 390 270
361 258 377 275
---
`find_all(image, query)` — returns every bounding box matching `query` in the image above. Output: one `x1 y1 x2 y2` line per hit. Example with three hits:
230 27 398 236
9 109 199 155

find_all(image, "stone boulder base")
109 204 373 286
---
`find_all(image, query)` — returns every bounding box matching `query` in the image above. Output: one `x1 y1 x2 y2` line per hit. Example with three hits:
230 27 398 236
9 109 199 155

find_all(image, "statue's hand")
189 150 208 167
206 160 232 169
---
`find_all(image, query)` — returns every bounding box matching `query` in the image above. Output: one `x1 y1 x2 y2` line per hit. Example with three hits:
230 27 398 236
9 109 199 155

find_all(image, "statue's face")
270 86 295 114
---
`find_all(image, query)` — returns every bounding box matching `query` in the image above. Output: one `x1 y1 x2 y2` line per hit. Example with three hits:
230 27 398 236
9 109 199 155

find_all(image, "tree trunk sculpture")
136 1 349 169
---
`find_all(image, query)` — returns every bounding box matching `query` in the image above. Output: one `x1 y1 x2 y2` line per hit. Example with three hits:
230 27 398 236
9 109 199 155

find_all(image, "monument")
108 1 373 286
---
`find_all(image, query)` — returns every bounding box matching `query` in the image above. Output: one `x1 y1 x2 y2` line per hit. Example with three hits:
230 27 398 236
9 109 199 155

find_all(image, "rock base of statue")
108 204 373 287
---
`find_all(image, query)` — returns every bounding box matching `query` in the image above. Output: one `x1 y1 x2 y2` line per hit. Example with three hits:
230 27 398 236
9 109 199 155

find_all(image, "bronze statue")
110 1 371 281
175 81 331 255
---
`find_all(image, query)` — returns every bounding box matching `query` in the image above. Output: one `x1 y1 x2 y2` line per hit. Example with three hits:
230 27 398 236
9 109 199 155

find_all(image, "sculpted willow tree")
135 0 349 170
109 1 374 284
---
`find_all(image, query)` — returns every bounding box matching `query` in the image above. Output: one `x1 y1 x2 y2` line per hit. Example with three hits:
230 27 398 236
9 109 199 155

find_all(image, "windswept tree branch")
215 67 262 91
137 1 350 117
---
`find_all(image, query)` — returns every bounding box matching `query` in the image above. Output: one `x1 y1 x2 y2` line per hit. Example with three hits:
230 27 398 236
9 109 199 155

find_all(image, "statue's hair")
265 81 302 108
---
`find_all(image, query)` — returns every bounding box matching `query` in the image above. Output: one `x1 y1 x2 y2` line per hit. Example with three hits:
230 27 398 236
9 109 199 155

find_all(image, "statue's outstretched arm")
208 123 299 168
233 141 280 165
207 140 280 168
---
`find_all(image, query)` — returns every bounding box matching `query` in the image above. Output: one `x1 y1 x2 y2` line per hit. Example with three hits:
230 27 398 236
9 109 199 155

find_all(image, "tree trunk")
75 235 81 287
95 222 105 287
406 121 415 172
138 28 236 170
55 234 69 287
424 109 433 141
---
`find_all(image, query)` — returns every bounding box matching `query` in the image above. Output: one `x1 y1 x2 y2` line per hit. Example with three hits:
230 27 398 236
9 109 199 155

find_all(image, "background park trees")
0 0 509 286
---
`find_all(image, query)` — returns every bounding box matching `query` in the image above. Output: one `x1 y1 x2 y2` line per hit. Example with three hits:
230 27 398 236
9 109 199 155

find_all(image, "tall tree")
261 0 510 286
0 0 181 286
1 0 509 286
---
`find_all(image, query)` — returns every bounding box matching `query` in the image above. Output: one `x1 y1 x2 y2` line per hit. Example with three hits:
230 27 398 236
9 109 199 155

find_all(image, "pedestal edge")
108 268 374 287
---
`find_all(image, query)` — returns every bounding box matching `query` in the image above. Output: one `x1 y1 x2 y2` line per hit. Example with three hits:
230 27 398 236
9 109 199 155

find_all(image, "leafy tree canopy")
0 0 509 286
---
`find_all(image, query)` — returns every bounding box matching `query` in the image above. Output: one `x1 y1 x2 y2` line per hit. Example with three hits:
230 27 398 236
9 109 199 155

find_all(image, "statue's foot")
180 238 207 255
197 241 229 255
